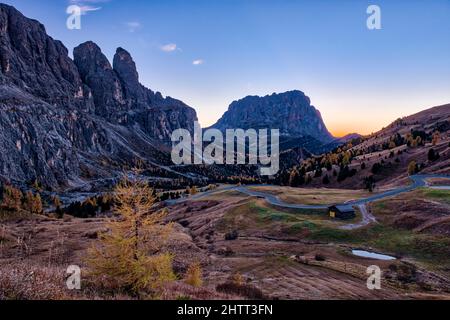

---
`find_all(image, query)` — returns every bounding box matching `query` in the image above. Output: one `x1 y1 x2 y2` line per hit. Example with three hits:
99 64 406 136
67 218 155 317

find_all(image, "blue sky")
3 0 450 136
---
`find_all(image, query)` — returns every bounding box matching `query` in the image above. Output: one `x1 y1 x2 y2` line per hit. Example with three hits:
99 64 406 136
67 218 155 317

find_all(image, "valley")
1 175 449 299
0 3 449 301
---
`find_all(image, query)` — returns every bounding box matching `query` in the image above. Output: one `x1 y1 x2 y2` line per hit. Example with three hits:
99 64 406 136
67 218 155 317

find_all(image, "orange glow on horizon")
331 131 351 138
327 121 383 138
329 127 369 139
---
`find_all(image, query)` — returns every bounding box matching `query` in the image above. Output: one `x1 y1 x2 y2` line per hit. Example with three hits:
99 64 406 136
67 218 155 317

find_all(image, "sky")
3 0 450 137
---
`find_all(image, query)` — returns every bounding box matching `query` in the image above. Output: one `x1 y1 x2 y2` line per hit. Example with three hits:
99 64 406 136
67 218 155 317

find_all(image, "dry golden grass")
0 262 71 300
247 186 374 205
0 261 236 300
160 282 239 300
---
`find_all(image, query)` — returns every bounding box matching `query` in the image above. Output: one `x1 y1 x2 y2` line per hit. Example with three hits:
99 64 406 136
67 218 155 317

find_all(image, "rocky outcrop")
73 42 197 140
0 4 197 189
0 4 93 111
113 47 143 104
211 90 334 143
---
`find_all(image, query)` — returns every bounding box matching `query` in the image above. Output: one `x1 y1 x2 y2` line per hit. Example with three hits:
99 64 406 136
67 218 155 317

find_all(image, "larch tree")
86 176 175 296
25 191 43 215
1 185 23 211
432 131 440 146
407 161 417 176
188 186 198 195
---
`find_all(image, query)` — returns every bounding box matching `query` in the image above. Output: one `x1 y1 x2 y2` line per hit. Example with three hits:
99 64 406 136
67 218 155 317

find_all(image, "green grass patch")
250 203 300 223
421 189 450 204
308 227 354 242
304 223 450 265
266 203 328 216
218 201 329 234
374 201 387 211
288 221 319 235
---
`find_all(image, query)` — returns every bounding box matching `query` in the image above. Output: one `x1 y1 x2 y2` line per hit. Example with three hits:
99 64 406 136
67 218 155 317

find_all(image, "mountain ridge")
0 3 197 190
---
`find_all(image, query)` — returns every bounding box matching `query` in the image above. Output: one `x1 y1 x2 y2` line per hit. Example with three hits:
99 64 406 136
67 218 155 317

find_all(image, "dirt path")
339 204 377 230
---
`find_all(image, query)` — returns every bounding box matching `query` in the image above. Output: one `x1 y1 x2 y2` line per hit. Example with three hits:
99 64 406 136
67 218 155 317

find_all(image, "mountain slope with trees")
277 104 450 190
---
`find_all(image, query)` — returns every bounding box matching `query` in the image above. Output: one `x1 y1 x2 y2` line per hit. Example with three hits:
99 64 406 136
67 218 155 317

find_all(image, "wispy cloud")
79 6 102 14
160 43 178 52
68 0 109 14
125 21 142 32
70 0 111 3
192 59 204 66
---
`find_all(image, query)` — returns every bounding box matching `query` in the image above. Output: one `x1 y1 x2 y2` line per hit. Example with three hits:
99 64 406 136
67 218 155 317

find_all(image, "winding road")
167 174 450 230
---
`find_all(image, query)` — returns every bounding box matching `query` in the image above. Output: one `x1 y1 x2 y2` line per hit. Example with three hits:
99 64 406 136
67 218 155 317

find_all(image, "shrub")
371 163 382 174
396 264 417 283
428 148 440 162
185 262 203 288
337 165 351 182
225 230 239 241
363 176 376 192
315 254 326 261
232 272 244 286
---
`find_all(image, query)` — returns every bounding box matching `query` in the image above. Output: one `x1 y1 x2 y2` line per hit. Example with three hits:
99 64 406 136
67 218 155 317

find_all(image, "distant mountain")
211 90 334 145
312 133 363 155
337 133 362 143
0 4 197 190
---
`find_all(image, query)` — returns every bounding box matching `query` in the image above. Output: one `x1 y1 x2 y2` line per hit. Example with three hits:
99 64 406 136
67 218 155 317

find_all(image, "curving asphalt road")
166 174 450 229
347 174 450 206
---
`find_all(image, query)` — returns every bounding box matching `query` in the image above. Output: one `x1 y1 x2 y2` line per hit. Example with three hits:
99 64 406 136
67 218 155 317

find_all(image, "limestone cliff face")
0 4 197 189
211 90 334 143
73 43 197 140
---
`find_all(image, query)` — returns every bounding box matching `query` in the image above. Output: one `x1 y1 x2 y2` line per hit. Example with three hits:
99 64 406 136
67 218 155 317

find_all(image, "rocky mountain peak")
74 41 113 75
114 47 139 84
212 90 334 143
73 41 126 119
113 47 142 102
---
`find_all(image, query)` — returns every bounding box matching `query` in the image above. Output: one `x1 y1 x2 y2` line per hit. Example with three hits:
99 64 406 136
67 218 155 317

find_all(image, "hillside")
277 104 450 190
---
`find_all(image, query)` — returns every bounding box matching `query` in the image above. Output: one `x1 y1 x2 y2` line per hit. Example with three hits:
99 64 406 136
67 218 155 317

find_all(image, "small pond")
351 249 396 261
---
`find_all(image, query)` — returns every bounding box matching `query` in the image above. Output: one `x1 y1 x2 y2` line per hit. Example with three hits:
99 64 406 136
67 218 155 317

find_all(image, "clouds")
69 0 109 15
159 44 204 66
67 0 204 66
69 0 110 4
192 59 204 66
79 6 101 14
160 43 178 52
